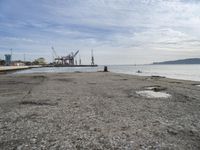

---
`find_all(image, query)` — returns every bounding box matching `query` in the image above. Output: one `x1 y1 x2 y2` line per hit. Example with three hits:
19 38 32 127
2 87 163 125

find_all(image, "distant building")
5 54 12 66
24 61 32 66
33 57 46 65
12 61 25 66
0 59 5 66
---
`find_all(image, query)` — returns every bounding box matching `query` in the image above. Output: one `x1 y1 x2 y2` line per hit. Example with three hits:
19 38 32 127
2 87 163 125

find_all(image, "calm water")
15 65 200 81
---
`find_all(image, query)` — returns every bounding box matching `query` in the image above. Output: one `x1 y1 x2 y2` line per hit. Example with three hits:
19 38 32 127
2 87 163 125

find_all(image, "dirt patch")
193 84 200 87
30 75 47 83
120 78 128 81
32 75 46 79
88 82 97 85
12 113 40 123
169 81 182 84
144 86 167 92
56 78 75 82
0 80 24 85
0 139 24 150
151 75 166 79
74 71 82 73
19 100 58 106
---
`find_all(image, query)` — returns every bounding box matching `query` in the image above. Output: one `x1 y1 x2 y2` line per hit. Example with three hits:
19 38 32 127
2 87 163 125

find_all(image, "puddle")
136 90 171 98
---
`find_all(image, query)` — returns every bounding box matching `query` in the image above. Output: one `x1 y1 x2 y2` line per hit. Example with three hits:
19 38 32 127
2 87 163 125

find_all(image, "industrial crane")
51 47 59 64
68 50 79 65
52 47 79 65
91 49 95 65
73 50 79 58
49 47 97 67
51 47 58 58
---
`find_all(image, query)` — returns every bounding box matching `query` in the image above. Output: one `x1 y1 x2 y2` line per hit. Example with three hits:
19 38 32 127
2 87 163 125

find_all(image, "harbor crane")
51 47 60 64
52 47 79 66
63 50 79 65
51 47 58 58
91 49 95 66
50 47 97 67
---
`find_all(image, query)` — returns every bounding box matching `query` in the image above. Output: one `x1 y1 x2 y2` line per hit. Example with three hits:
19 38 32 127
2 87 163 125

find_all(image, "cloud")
0 0 200 64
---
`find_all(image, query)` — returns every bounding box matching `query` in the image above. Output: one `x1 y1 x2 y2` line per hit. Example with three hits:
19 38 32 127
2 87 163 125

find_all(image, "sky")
0 0 200 64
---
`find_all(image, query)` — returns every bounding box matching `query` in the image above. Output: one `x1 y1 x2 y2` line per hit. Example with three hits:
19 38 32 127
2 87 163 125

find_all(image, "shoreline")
0 65 42 74
13 70 200 83
4 64 200 82
1 64 200 82
1 72 200 149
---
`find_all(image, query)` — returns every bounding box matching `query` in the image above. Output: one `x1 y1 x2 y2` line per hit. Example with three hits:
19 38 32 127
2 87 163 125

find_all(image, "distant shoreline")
153 58 200 65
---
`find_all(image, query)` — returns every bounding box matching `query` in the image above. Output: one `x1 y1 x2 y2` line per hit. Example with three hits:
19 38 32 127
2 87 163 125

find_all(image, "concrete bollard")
104 66 108 72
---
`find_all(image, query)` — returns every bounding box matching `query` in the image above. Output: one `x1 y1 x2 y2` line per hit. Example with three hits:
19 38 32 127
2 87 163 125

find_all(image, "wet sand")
0 72 200 149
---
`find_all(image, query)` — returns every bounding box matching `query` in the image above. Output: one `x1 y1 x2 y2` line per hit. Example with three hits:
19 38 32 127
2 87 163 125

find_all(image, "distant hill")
153 58 200 64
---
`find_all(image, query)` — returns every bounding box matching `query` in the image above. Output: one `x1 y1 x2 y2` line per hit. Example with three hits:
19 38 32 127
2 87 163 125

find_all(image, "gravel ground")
0 72 200 150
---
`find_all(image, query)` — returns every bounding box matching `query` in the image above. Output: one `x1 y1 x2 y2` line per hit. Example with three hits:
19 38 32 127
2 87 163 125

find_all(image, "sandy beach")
0 72 200 149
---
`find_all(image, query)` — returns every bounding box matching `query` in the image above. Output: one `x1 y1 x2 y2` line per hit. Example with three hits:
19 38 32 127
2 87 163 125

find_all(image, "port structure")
52 47 79 66
5 49 12 66
91 49 95 66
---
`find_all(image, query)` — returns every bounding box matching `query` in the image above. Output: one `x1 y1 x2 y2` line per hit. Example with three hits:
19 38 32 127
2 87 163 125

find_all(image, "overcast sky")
0 0 200 64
